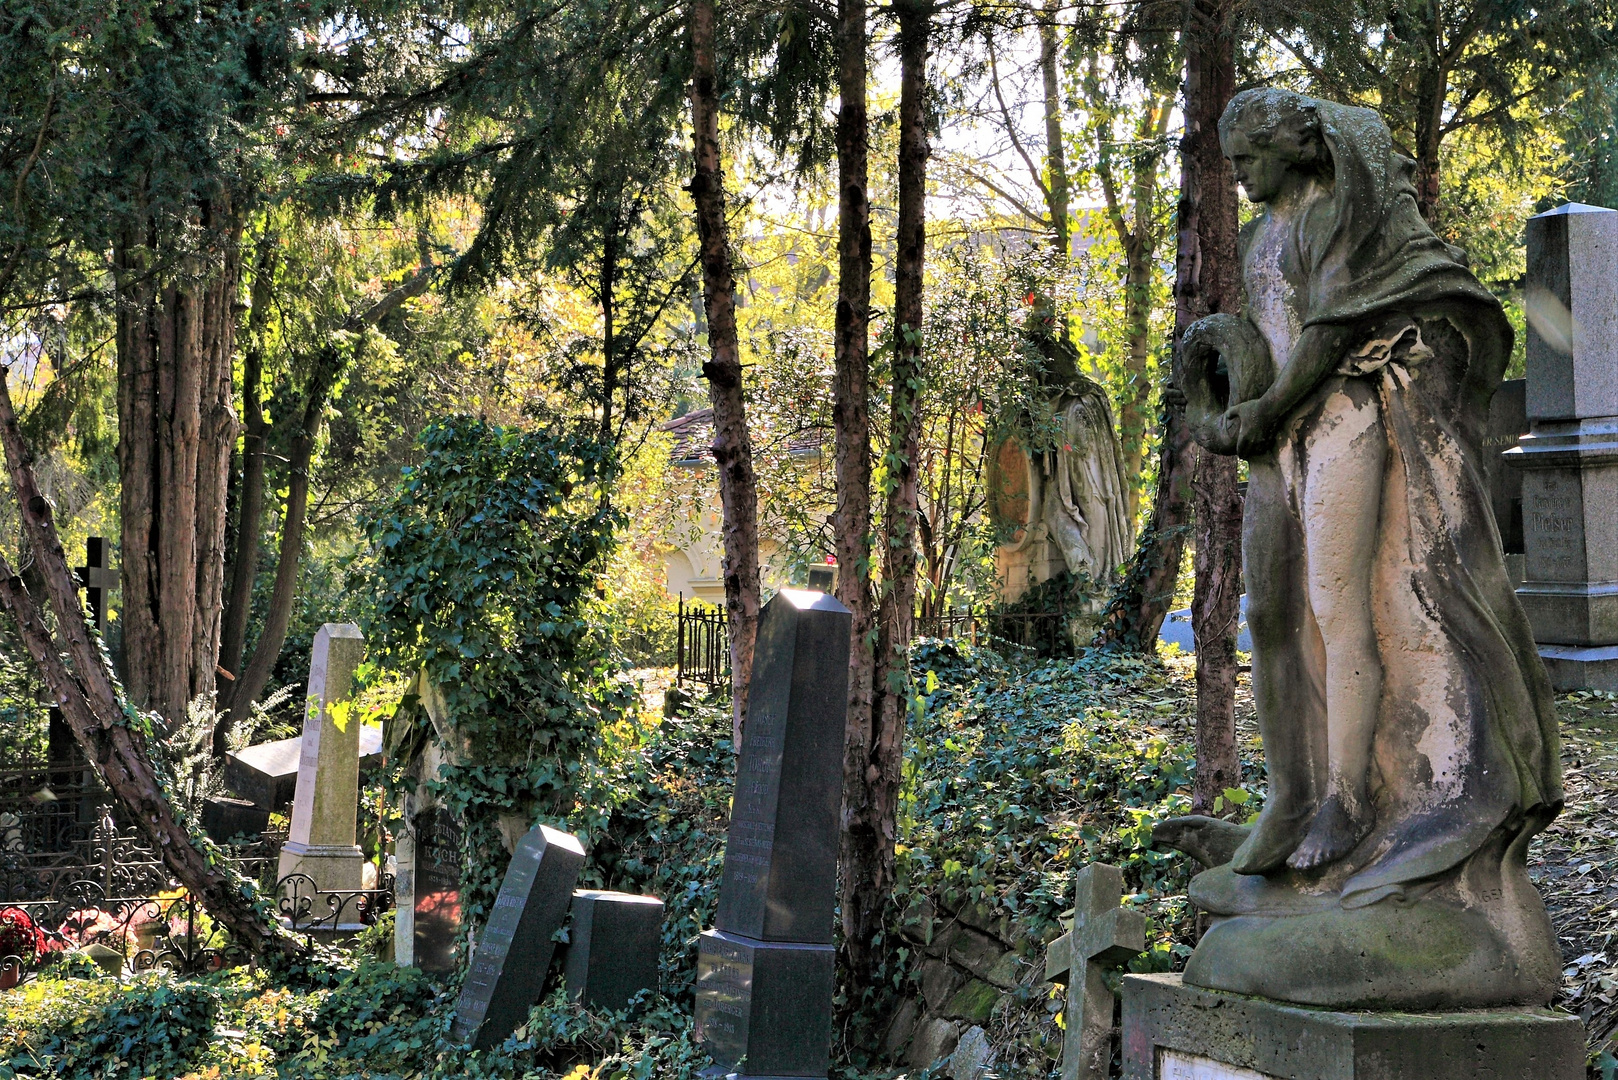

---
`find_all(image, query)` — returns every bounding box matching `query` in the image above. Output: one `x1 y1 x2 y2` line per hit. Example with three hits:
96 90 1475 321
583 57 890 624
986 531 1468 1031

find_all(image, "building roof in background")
659 407 825 465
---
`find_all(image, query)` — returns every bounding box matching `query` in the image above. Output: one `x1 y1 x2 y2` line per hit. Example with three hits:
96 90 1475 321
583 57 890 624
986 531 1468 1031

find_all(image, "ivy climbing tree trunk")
1181 0 1244 814
689 0 760 747
218 240 276 696
1038 0 1070 258
0 369 298 962
115 203 242 728
843 0 929 993
834 0 881 990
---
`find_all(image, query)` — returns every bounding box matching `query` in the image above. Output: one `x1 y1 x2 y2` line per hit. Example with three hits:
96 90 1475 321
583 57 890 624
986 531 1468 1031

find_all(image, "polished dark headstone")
414 806 466 975
714 589 851 944
201 796 271 843
225 725 384 810
451 823 586 1051
696 589 851 1079
694 929 835 1077
563 890 663 1012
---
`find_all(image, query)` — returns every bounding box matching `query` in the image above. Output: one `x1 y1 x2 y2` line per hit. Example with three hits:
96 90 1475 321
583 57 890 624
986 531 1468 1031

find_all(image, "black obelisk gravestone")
694 589 850 1079
451 823 586 1050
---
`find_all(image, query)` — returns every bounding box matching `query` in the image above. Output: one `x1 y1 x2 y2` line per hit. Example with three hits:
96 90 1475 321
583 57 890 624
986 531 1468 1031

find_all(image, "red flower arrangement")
0 907 42 963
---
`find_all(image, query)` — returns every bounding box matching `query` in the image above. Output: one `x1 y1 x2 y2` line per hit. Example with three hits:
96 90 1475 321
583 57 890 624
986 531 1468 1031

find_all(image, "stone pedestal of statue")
1122 974 1583 1080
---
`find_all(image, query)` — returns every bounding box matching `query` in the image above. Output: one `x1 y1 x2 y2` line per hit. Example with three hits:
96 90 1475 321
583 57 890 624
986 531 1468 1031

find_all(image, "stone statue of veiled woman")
1160 88 1564 1009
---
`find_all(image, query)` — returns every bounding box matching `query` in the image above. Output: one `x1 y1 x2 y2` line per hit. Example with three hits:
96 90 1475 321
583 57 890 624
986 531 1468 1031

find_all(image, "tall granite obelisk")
694 590 850 1079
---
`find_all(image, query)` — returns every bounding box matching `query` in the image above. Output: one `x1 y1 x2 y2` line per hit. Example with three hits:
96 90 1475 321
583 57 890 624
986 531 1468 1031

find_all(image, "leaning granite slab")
1122 974 1583 1080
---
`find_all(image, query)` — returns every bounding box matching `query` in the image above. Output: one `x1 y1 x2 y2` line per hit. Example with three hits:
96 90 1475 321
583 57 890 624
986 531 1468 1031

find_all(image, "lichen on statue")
1162 88 1564 1010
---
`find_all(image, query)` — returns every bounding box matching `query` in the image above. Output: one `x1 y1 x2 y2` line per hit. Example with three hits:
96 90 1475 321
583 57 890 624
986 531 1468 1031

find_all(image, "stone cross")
1045 863 1145 1080
277 624 367 893
73 536 117 636
694 589 851 1079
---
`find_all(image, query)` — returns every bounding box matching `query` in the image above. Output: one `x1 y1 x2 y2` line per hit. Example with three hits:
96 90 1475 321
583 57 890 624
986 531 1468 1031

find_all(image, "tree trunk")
218 240 277 702
213 263 434 756
0 372 298 962
214 355 338 755
689 0 760 747
1181 0 1243 815
1412 60 1446 222
115 202 242 728
834 0 880 987
843 0 928 991
1038 1 1070 257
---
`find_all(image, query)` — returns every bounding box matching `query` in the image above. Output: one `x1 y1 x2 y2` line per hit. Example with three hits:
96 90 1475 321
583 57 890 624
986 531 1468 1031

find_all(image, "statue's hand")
1195 408 1241 456
1230 399 1279 457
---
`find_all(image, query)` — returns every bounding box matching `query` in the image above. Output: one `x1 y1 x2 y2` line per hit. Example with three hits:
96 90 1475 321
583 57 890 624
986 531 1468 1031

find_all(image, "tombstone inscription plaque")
451 823 585 1051
694 589 851 1079
412 806 466 974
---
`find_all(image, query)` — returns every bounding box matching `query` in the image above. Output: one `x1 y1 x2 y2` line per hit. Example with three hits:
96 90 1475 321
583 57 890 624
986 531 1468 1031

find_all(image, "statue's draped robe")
1255 99 1560 906
1044 381 1133 584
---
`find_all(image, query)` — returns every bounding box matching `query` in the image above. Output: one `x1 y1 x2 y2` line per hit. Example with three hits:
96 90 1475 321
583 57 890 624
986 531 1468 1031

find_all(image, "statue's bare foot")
1286 795 1371 870
1229 803 1315 875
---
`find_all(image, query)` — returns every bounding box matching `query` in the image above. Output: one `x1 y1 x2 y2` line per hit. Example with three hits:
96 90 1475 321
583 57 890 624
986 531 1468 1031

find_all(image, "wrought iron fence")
916 602 1078 656
0 763 394 988
676 596 728 688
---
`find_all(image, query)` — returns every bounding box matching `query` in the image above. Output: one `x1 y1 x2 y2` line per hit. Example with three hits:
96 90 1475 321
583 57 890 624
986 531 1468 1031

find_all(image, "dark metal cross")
73 536 118 636
1044 862 1146 1080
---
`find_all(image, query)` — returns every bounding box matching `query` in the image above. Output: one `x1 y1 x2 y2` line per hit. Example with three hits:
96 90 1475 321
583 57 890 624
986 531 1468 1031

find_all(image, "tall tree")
843 0 930 990
834 0 880 985
1179 0 1243 814
1262 0 1615 221
690 0 762 744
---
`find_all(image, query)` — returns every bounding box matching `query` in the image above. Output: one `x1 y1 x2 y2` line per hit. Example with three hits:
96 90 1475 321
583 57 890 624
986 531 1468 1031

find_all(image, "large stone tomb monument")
563 889 664 1012
693 589 850 1079
278 624 367 892
1138 88 1582 1078
451 823 586 1050
1508 202 1618 689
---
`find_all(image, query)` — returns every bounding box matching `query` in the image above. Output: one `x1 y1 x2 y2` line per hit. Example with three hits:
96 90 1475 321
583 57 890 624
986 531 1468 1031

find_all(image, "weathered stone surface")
881 996 920 1057
909 1017 960 1069
919 958 964 1013
1483 379 1528 554
201 796 269 843
1122 973 1584 1080
947 925 1007 982
943 979 998 1023
278 624 367 892
947 1025 996 1080
1173 88 1563 1009
983 949 1025 989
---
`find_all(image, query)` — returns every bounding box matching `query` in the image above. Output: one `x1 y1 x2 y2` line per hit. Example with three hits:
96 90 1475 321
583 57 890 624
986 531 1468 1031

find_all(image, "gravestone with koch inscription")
563 890 663 1012
407 805 467 974
693 589 851 1079
451 823 585 1050
1508 203 1618 689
